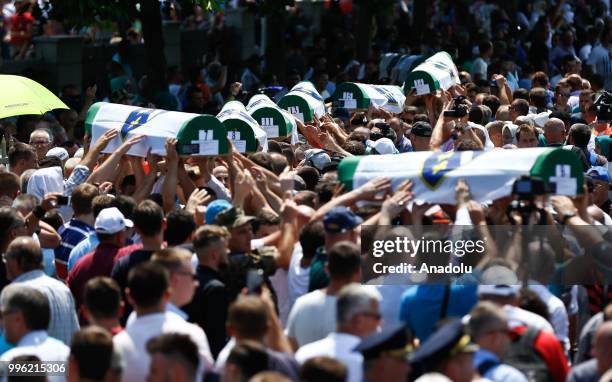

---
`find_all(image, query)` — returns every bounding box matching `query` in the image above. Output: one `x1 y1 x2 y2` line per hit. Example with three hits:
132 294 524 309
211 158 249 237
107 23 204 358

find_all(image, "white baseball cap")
46 147 69 162
368 138 399 155
95 207 133 234
477 265 520 297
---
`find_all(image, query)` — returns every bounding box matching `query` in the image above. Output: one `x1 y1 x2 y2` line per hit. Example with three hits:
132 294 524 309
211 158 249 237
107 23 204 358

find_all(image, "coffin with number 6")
331 83 406 114
217 101 268 153
85 102 229 157
278 81 326 123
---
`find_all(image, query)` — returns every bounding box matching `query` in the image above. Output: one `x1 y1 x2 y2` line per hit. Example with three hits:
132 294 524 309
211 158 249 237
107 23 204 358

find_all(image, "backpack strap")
439 284 451 320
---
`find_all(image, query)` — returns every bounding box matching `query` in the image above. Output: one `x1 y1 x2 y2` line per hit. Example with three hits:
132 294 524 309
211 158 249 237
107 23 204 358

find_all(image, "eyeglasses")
29 140 50 146
175 270 198 280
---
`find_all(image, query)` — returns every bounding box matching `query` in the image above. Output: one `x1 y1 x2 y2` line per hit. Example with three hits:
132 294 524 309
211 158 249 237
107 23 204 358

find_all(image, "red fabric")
113 243 144 263
513 326 570 382
9 12 34 46
67 243 122 309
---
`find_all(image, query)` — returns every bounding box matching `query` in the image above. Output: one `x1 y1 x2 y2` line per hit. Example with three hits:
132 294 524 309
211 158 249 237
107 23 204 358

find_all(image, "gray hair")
0 284 50 331
467 301 508 341
514 116 534 127
336 284 381 325
543 118 565 134
12 194 38 215
30 128 53 143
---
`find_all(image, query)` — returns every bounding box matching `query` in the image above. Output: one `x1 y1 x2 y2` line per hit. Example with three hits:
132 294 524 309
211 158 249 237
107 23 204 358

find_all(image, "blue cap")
323 206 363 233
409 318 478 365
205 199 232 225
587 166 610 183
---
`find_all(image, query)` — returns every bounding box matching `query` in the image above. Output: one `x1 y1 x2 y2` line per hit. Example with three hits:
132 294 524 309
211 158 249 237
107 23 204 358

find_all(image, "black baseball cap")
410 121 433 137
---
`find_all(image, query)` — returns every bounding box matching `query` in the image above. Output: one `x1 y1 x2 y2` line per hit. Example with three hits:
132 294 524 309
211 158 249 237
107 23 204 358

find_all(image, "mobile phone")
56 196 70 206
246 269 264 295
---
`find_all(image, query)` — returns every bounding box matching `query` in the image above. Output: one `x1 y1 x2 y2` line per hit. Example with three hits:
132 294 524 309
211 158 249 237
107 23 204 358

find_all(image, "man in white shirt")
113 262 213 382
2 237 79 345
471 41 493 82
0 285 70 382
295 283 382 382
286 241 362 348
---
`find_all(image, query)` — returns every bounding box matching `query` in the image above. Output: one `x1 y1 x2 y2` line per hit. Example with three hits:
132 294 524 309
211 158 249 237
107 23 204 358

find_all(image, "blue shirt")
67 233 99 272
55 219 95 278
398 284 477 342
473 349 528 382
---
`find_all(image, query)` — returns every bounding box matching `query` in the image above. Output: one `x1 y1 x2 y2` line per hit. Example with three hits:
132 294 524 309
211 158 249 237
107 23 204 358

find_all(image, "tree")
51 0 226 98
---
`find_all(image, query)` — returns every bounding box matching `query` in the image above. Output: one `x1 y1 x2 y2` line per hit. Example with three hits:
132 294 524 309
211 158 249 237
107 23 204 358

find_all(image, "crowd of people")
0 0 610 382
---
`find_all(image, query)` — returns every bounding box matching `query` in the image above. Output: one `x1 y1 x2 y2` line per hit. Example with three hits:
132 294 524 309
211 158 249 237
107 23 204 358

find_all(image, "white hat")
477 265 520 297
73 148 84 159
95 207 133 234
46 147 69 162
304 149 331 171
369 138 399 155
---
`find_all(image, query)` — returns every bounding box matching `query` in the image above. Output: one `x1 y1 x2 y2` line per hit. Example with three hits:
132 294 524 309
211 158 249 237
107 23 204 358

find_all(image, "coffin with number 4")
85 102 229 157
403 51 460 96
331 83 406 114
278 81 326 123
217 101 268 153
247 94 298 143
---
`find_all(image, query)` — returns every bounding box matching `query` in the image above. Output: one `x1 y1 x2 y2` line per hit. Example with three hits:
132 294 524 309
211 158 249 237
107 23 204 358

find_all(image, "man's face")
355 300 381 338
173 259 198 307
517 130 538 148
229 223 253 253
29 131 51 160
213 166 229 188
215 237 230 266
579 94 593 114
20 152 38 172
1 308 23 345
591 180 609 206
409 134 430 152
189 91 205 110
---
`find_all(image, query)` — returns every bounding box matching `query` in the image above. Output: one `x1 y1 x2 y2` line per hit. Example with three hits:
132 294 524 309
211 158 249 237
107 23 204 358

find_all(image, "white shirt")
295 332 363 382
529 283 569 351
502 305 555 334
113 312 213 382
0 330 70 382
471 57 488 80
125 302 188 327
287 244 310 320
214 337 235 371
286 290 336 347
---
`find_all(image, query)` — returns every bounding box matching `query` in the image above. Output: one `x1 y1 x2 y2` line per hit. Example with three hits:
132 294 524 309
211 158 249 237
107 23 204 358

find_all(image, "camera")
443 96 469 118
511 175 553 200
594 90 611 122
56 196 70 206
374 121 391 134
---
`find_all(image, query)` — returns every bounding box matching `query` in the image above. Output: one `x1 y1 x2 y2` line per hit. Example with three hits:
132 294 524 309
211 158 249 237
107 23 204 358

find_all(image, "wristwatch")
561 210 577 224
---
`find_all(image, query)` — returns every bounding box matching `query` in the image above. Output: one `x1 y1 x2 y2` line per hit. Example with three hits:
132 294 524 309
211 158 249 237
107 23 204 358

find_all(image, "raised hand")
91 129 118 153
165 138 179 163
354 177 392 200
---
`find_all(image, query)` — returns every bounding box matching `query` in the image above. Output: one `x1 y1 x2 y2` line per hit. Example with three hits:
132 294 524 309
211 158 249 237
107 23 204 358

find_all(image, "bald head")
543 118 566 145
595 322 612 374
5 236 43 278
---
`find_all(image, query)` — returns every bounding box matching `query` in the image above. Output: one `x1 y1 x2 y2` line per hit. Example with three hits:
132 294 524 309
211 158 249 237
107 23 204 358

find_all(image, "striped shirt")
54 219 94 279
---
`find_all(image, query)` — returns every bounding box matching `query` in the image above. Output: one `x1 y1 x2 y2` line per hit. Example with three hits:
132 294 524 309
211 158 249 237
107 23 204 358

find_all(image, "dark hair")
327 241 361 280
529 87 547 109
115 195 136 219
343 140 366 156
478 40 493 55
299 221 325 260
569 123 591 147
146 333 199 380
7 142 36 167
127 263 169 308
455 138 483 151
252 210 281 235
226 341 269 380
469 107 485 126
133 200 164 237
482 95 501 117
164 209 196 246
71 183 100 216
519 288 550 322
0 207 25 249
300 357 347 382
84 277 122 320
516 124 538 141
92 195 117 219
228 296 269 340
297 167 320 191
2 285 50 330
38 156 62 169
70 326 114 381
0 173 20 197
8 355 45 382
270 153 289 176
41 209 64 231
531 71 549 88
315 180 338 204
120 174 136 191
512 88 529 101
249 152 273 172
510 99 530 116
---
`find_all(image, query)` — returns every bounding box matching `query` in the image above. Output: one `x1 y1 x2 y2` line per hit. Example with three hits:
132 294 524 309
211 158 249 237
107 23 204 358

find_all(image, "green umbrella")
0 75 68 119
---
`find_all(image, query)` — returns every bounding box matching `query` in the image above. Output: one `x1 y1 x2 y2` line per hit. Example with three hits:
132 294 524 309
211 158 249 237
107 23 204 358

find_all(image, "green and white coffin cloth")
404 51 460 96
85 102 228 157
217 101 268 153
332 83 406 114
338 148 584 204
278 81 326 123
246 94 299 144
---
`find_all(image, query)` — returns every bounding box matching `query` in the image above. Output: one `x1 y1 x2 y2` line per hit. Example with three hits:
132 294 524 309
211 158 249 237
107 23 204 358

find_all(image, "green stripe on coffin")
278 81 326 123
332 83 369 109
176 114 228 156
84 102 102 136
247 94 296 139
530 148 585 195
404 51 459 96
217 101 267 153
337 155 362 191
